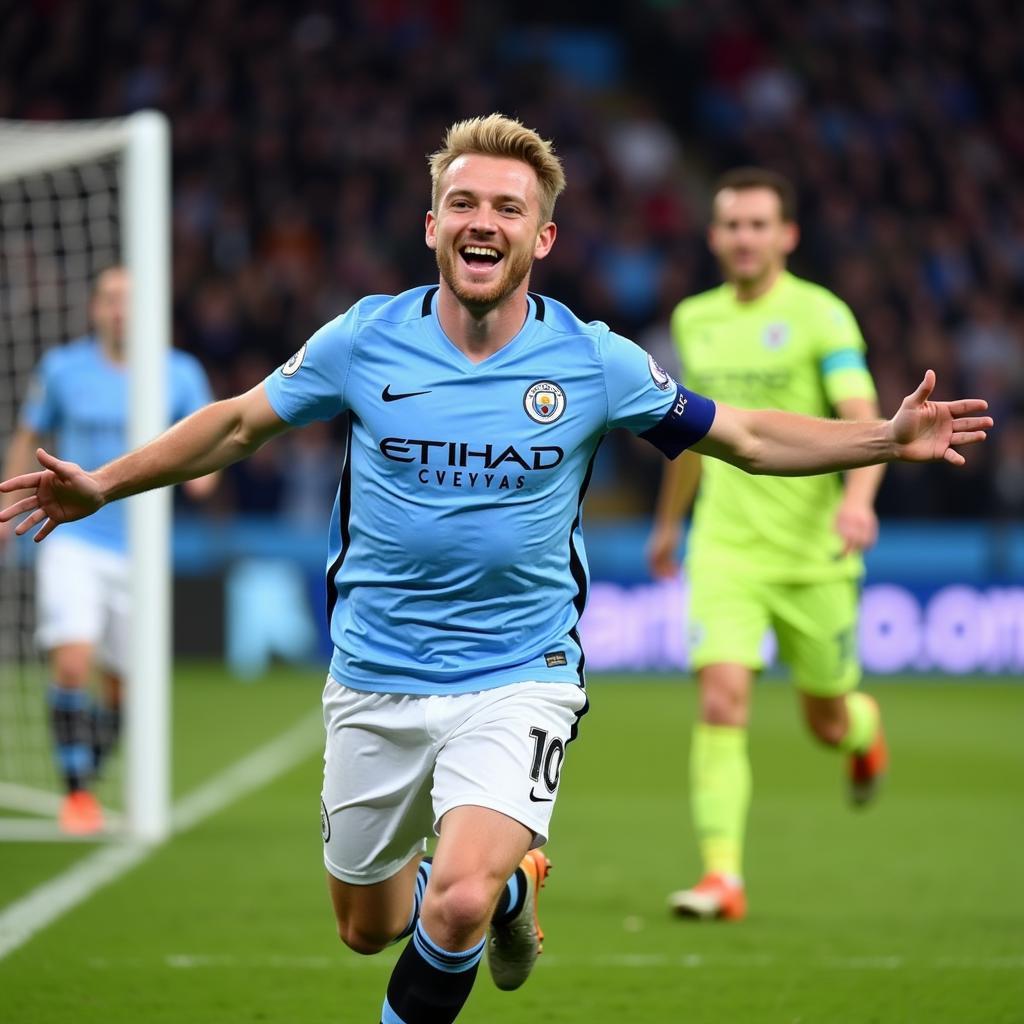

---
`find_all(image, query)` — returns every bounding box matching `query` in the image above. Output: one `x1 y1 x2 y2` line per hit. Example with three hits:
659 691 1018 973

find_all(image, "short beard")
436 245 534 315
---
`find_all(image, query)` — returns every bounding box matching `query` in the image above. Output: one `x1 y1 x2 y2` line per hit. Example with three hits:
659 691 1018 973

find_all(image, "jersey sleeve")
170 353 214 422
19 352 60 433
602 330 715 458
815 293 877 406
263 308 356 425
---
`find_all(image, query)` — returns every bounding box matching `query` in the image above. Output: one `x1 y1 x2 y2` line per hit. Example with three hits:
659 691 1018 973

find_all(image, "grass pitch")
1 666 1021 1023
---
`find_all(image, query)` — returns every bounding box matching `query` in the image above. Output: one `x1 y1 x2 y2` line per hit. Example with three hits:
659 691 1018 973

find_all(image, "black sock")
91 703 122 775
48 684 94 792
491 867 526 925
381 921 483 1024
394 857 433 943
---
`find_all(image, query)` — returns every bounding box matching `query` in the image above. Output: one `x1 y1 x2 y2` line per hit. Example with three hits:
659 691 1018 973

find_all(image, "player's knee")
701 685 747 726
427 877 495 936
698 666 752 726
335 919 392 956
53 658 91 689
807 713 845 747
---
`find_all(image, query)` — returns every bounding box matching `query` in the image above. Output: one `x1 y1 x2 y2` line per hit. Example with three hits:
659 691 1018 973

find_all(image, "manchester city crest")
762 323 790 349
524 380 567 424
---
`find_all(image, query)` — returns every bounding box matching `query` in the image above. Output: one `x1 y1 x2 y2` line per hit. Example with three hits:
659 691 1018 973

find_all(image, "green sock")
838 692 879 754
689 723 751 879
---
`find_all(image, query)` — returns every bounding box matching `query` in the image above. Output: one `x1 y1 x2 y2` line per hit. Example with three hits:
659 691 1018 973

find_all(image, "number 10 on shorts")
528 727 564 799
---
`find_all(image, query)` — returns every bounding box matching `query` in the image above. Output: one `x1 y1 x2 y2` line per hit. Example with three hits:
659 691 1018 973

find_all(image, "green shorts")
686 568 861 696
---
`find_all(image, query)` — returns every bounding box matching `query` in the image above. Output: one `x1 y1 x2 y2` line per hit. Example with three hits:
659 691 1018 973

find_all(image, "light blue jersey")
264 286 715 695
21 336 213 553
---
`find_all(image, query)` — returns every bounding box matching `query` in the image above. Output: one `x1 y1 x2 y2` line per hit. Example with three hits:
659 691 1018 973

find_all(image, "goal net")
0 113 171 842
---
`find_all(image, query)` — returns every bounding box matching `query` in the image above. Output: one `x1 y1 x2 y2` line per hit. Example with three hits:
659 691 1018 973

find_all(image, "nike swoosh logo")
528 788 554 803
382 385 432 402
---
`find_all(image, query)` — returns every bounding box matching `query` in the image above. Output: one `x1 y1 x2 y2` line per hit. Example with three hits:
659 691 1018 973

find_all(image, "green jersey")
671 271 877 582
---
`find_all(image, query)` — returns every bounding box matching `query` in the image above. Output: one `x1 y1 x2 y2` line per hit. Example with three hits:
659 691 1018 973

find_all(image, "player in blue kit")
0 117 991 1023
0 266 215 834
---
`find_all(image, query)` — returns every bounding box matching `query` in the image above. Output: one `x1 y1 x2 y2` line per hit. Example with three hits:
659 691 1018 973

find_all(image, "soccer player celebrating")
0 266 215 835
1 119 990 1023
647 168 888 922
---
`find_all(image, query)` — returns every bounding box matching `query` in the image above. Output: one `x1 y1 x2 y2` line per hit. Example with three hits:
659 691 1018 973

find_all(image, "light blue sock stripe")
412 935 481 974
48 684 91 711
56 745 93 774
395 859 434 943
503 871 522 919
413 923 484 974
414 921 482 962
411 939 482 975
381 996 408 1024
416 859 432 900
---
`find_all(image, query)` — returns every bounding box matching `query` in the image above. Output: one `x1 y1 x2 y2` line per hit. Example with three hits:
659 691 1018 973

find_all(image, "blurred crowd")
2 0 1021 523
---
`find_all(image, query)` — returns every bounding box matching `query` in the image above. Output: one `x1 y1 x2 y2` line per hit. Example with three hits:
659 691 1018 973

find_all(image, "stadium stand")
1 0 1019 520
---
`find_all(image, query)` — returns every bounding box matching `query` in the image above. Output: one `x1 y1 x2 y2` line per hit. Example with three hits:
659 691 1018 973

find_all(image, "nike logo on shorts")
528 788 554 803
382 385 432 402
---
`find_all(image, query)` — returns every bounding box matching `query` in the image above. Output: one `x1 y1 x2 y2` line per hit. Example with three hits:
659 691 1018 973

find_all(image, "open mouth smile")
460 245 504 271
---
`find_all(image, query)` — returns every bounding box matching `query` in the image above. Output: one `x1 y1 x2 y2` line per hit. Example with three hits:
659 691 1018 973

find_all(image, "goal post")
123 112 172 844
0 111 172 842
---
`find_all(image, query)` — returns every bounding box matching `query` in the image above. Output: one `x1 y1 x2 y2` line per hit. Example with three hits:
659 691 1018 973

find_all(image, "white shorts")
320 676 589 885
36 535 130 674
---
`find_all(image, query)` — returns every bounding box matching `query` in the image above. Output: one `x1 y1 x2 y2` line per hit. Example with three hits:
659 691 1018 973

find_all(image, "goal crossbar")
0 120 132 185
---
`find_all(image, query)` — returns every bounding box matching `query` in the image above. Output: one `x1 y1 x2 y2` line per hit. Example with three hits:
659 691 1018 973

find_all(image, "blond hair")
429 114 566 223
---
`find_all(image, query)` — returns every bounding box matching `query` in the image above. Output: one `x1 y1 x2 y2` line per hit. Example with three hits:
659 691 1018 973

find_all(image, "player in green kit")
647 168 888 921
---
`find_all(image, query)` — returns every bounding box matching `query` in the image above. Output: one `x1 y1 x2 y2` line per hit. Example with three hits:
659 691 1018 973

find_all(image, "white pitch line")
0 709 321 962
0 819 113 843
0 841 152 960
79 951 1024 972
0 782 66 817
0 784 124 842
170 711 321 833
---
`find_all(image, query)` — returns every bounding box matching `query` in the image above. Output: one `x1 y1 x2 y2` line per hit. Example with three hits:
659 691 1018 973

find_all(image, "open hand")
0 449 104 542
890 371 992 465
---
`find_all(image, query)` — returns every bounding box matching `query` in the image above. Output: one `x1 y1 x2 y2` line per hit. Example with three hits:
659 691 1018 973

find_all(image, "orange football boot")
487 848 550 990
849 713 889 807
59 790 104 836
668 873 747 921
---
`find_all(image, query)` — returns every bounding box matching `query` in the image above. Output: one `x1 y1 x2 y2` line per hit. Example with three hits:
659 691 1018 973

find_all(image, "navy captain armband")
639 385 716 458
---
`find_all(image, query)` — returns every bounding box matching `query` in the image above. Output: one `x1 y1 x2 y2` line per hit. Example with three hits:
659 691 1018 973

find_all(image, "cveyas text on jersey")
379 438 565 491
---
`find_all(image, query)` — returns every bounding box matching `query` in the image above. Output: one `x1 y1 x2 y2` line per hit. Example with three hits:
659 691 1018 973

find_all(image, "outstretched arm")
0 383 289 541
694 371 991 476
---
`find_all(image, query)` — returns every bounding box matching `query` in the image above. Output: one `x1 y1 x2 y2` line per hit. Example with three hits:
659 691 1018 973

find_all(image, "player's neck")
435 280 531 364
99 335 126 365
730 266 786 304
